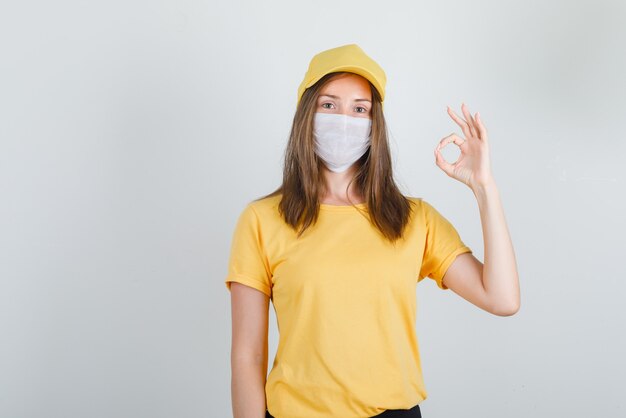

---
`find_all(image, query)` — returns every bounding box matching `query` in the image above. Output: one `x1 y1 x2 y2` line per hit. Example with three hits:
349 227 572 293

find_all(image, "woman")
225 44 520 418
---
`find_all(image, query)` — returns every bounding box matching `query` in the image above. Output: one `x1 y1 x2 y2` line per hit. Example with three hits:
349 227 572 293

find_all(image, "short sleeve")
224 203 273 298
418 200 472 290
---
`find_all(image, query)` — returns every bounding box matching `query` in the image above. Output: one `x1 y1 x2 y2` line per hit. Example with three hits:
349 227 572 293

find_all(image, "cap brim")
304 65 385 102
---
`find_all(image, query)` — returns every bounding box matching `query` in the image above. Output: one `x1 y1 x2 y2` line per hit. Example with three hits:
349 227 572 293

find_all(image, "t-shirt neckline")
319 202 367 211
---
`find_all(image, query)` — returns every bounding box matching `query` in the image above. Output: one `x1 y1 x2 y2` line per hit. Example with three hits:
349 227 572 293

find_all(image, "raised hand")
434 103 494 190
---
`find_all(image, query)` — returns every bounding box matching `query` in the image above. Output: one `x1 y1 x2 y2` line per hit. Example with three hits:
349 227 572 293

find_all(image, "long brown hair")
257 71 415 243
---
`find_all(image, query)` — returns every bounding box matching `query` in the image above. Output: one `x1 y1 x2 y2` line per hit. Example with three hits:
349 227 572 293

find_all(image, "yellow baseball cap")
296 43 387 107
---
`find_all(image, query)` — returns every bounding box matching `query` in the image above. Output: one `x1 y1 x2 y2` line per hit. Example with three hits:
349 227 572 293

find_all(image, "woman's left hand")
434 103 494 190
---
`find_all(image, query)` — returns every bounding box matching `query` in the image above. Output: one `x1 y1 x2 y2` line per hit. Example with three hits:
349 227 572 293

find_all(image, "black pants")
265 402 421 417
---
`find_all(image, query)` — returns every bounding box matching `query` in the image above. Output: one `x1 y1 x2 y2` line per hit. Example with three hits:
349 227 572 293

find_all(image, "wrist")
471 177 498 200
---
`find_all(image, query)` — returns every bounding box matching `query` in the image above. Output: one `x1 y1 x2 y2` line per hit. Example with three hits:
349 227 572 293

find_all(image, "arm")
442 179 520 316
435 103 520 316
230 282 270 418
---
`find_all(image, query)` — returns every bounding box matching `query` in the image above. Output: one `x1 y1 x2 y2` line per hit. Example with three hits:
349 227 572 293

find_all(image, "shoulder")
405 195 439 216
248 194 281 215
405 195 423 206
404 195 428 216
236 194 284 230
404 196 451 231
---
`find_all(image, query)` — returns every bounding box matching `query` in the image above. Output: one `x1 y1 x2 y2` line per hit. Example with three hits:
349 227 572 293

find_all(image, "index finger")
447 106 472 139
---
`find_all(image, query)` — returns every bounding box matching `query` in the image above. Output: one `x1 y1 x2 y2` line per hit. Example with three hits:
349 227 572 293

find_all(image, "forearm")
231 357 268 418
472 179 520 315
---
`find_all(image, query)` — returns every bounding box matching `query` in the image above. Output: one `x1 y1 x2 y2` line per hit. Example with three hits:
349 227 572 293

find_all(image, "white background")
1 1 625 417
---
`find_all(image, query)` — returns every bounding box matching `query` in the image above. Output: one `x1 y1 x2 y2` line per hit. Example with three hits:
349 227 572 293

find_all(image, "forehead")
319 73 372 98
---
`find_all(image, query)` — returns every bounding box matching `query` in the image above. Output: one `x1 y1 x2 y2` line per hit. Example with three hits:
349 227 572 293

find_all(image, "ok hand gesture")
435 103 494 190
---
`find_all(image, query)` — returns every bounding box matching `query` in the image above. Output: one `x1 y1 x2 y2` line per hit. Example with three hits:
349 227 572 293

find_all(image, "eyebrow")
319 94 372 103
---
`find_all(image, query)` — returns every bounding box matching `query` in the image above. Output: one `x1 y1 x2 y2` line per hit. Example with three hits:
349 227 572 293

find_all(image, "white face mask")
313 112 372 173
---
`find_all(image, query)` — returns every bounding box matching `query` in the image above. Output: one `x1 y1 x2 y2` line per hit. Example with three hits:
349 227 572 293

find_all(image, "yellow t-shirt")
225 194 472 418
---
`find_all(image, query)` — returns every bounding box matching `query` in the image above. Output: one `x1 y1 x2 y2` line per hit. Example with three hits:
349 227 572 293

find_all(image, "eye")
355 106 368 113
321 103 335 109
